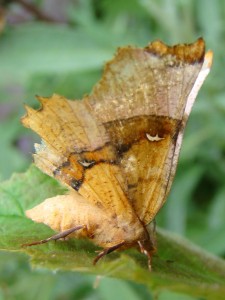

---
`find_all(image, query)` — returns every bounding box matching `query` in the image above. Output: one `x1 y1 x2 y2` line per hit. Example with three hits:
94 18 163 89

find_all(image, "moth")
21 38 212 269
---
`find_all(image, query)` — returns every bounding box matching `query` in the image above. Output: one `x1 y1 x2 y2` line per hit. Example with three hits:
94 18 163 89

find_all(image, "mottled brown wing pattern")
88 39 205 122
21 39 212 267
22 94 136 223
104 115 180 223
22 94 109 174
87 38 212 224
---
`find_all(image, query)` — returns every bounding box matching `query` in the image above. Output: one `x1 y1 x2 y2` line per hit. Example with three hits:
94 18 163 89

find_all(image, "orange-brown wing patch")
21 95 136 222
105 115 180 224
52 145 134 221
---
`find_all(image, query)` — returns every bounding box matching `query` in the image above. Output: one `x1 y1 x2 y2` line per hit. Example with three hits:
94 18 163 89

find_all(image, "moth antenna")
93 241 125 265
22 225 85 247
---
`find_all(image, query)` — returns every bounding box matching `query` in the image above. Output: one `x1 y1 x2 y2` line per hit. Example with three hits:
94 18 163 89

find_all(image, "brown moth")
21 38 213 269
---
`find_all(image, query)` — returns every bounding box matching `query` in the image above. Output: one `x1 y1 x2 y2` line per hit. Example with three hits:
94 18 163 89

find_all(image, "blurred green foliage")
0 0 225 299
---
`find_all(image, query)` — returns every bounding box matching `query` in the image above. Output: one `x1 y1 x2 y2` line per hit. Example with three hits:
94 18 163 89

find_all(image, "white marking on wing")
146 133 164 142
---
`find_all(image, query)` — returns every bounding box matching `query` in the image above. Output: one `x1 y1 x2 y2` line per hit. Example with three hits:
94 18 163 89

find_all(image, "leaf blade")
0 165 224 299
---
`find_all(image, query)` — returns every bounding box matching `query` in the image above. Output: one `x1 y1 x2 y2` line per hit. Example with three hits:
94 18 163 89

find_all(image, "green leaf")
0 165 225 299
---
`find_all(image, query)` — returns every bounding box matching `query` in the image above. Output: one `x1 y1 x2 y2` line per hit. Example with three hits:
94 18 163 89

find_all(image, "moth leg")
22 225 85 247
138 241 155 271
93 241 125 265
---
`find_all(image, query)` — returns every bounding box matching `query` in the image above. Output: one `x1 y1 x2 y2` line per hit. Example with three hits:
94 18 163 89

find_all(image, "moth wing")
26 191 109 239
87 39 213 224
22 40 213 227
22 94 136 223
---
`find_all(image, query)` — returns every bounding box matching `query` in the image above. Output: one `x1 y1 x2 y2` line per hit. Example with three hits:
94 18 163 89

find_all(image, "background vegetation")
0 0 225 299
